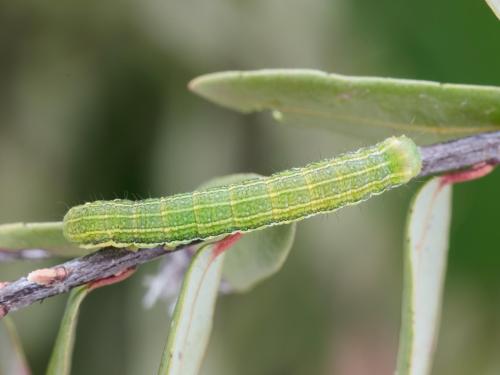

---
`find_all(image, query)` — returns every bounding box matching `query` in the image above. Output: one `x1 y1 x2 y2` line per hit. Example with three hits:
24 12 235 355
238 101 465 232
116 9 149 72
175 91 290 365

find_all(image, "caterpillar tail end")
62 204 115 249
383 136 422 184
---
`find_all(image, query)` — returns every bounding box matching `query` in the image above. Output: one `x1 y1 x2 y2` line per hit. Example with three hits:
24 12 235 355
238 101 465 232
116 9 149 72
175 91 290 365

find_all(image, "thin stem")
0 246 181 315
419 131 500 176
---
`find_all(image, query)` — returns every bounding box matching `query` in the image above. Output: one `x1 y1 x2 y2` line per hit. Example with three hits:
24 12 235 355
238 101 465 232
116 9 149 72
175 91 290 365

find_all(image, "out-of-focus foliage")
0 1 499 374
0 222 87 257
0 317 30 375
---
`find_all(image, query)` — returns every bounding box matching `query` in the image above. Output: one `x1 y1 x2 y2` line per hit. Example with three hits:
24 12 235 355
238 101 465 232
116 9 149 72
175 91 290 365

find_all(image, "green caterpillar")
63 136 421 249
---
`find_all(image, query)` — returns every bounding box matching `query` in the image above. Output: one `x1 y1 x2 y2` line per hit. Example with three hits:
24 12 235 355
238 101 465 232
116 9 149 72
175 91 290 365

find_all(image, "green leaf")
396 178 452 375
158 243 224 375
189 69 500 143
0 317 31 375
486 0 500 19
47 269 135 375
0 222 88 257
46 286 89 375
197 174 296 292
222 223 295 292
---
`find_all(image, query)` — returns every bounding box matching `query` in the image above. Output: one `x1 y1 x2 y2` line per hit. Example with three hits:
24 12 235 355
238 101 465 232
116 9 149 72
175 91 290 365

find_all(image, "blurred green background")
0 1 499 374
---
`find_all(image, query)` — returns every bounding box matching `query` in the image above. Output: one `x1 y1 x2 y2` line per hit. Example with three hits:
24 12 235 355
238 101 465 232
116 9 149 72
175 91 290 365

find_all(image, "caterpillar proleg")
63 136 421 249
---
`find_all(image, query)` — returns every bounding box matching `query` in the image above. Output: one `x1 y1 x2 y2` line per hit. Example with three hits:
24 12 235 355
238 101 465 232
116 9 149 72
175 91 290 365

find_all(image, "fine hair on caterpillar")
63 136 422 249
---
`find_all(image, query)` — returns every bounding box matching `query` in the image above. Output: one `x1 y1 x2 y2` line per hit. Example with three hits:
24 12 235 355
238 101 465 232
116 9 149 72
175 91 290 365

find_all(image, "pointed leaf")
190 70 500 143
0 317 31 375
158 243 225 375
198 174 296 292
0 222 88 257
396 178 452 375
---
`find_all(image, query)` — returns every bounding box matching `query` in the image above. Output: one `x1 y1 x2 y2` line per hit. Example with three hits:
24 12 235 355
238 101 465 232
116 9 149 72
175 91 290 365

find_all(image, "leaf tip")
188 72 227 96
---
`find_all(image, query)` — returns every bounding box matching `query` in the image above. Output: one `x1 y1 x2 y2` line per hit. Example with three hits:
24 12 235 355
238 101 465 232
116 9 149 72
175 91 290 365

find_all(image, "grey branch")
0 246 183 316
419 131 500 176
0 131 499 317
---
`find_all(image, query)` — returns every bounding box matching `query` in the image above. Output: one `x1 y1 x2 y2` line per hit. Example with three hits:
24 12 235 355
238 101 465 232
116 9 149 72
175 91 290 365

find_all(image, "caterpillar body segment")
63 136 421 249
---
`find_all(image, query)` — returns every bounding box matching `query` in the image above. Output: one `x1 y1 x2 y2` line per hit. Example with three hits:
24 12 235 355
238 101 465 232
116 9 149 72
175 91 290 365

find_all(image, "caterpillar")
63 136 422 249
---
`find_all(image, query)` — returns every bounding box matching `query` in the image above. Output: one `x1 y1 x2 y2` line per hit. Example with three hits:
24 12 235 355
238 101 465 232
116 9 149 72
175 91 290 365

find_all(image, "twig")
419 131 500 176
0 131 499 317
0 246 183 316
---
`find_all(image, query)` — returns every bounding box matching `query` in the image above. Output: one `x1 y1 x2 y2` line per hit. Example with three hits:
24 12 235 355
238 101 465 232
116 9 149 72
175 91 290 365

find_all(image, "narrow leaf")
46 286 89 375
46 269 135 375
486 0 500 19
0 317 31 375
190 70 500 143
396 178 452 375
0 222 88 257
158 243 225 375
198 174 296 292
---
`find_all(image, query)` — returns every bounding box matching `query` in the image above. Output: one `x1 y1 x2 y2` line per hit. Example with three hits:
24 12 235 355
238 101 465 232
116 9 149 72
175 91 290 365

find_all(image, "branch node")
27 266 69 286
